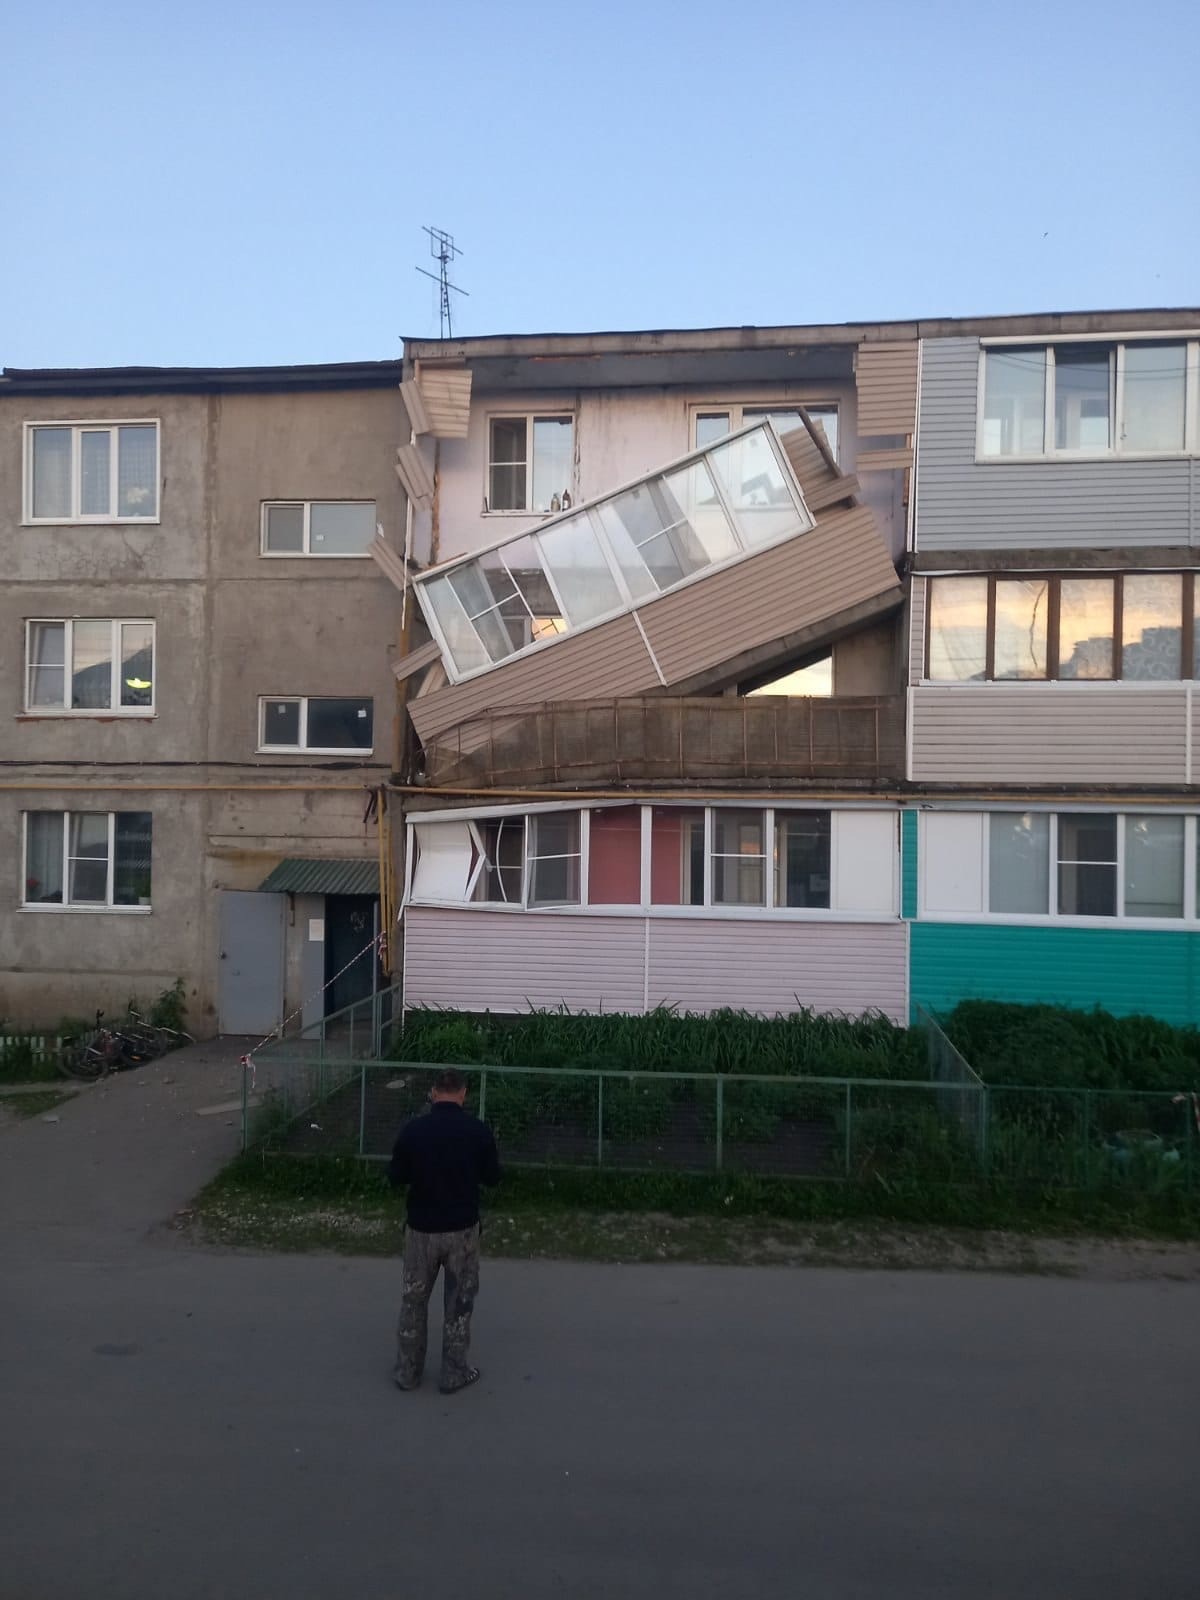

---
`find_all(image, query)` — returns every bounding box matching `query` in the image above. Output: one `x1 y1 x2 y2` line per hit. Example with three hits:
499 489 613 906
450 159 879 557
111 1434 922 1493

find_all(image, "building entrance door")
324 894 379 1015
217 891 285 1034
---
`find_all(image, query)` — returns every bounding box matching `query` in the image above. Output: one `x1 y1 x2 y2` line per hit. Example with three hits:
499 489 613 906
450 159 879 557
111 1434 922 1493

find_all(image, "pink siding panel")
404 907 646 1013
647 920 907 1022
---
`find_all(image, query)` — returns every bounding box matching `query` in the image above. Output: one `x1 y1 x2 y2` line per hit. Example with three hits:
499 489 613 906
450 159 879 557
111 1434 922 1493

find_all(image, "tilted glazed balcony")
418 693 906 789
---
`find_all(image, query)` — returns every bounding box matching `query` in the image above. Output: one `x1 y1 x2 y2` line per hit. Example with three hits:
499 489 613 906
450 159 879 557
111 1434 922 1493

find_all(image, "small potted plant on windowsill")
131 875 152 908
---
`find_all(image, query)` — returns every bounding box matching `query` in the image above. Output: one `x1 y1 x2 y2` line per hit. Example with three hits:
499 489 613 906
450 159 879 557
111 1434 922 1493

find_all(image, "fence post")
240 1059 248 1153
715 1075 724 1172
981 1087 990 1174
596 1075 604 1168
372 988 381 1054
358 1063 368 1157
479 1068 488 1123
349 1004 356 1060
1082 1091 1093 1189
844 1081 853 1178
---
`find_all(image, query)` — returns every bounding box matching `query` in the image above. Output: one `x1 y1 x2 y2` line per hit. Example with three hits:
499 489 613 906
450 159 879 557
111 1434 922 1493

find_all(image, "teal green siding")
900 811 918 920
911 923 1200 1026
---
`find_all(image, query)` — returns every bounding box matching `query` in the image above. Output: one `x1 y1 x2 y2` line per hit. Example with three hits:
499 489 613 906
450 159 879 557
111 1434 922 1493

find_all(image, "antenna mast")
416 227 468 339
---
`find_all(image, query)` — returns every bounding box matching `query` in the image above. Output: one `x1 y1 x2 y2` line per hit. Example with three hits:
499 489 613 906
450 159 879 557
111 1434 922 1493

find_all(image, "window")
24 620 154 713
695 404 840 463
486 415 574 513
925 573 1191 682
419 422 813 681
527 813 582 906
474 818 526 904
258 696 373 752
710 810 765 906
22 811 152 909
979 340 1197 459
775 811 831 907
26 422 159 521
984 812 1188 921
650 807 705 906
262 501 376 556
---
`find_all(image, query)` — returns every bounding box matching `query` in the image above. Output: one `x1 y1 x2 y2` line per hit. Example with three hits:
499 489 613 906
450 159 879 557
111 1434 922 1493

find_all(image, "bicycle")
60 1012 138 1081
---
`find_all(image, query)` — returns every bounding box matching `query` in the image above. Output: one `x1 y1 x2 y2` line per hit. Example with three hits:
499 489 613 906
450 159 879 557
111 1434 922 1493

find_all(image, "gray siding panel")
915 337 1198 551
910 685 1188 784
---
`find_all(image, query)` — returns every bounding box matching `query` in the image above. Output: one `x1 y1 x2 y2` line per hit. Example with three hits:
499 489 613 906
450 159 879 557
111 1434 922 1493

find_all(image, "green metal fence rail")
241 1041 1200 1199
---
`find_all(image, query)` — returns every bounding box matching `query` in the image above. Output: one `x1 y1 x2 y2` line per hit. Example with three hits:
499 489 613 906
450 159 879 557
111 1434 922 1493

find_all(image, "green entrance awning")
258 858 380 896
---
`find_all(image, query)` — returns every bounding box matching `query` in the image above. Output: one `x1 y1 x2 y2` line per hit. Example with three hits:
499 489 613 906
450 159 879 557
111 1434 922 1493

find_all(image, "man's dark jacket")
388 1102 501 1232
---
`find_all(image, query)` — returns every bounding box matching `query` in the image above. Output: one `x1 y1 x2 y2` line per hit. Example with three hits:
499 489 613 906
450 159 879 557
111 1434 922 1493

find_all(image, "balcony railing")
419 695 905 789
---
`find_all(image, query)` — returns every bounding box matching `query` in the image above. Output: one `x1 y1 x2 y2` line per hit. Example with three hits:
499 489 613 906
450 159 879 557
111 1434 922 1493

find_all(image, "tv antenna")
416 227 467 339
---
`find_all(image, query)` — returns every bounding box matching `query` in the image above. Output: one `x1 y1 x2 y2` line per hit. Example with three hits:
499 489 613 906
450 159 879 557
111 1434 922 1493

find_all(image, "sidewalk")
0 1034 253 1264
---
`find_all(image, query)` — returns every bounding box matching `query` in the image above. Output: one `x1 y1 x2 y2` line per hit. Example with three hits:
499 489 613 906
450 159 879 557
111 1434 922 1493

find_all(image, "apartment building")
9 307 1200 1037
387 310 1200 1028
2 361 406 1034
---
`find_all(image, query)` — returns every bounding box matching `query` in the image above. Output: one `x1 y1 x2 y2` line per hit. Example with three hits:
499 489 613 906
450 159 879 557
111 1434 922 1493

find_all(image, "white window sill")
257 746 375 757
918 911 1192 931
259 550 374 560
18 710 156 719
973 451 1197 467
19 904 153 914
22 517 161 528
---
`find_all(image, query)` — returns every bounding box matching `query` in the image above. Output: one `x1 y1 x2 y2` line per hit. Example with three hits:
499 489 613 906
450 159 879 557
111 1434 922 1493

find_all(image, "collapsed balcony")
418 693 906 789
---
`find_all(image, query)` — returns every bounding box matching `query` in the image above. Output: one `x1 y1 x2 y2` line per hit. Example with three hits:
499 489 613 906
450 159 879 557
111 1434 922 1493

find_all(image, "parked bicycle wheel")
60 1037 108 1081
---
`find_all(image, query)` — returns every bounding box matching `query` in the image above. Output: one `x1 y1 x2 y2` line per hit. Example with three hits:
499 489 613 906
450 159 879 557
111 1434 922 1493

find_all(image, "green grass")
201 1153 1200 1241
944 999 1200 1091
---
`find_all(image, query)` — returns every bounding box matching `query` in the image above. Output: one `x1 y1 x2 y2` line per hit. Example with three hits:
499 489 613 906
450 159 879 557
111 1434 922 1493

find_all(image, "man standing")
388 1068 501 1395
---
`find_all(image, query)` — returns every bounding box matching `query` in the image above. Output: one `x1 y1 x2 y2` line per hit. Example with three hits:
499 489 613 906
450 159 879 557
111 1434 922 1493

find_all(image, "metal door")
218 891 285 1034
324 894 379 1014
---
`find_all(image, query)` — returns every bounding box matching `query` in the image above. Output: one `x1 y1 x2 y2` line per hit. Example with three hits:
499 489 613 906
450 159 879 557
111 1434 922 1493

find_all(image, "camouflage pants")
395 1223 481 1391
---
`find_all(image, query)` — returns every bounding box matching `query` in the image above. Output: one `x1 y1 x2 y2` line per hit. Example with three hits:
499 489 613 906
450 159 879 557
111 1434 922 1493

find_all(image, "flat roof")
0 359 406 396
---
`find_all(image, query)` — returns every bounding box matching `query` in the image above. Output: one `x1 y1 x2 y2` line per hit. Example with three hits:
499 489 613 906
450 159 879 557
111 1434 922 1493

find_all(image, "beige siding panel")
647 920 907 1022
856 342 919 435
404 907 647 1013
410 613 654 743
392 639 441 683
806 472 860 510
416 365 472 438
639 508 901 685
369 534 408 591
911 686 1188 784
857 447 913 471
908 578 926 687
779 424 839 499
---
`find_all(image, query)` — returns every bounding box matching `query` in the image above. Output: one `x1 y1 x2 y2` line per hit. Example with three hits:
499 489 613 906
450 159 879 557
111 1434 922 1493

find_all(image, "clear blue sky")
2 0 1197 367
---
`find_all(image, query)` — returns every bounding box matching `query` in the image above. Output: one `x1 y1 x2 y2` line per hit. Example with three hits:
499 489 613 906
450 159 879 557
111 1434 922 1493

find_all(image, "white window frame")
259 501 378 558
257 695 375 755
23 420 161 524
410 802 895 921
20 810 153 913
23 619 156 716
484 411 576 515
976 338 1200 463
690 400 841 462
919 808 1200 927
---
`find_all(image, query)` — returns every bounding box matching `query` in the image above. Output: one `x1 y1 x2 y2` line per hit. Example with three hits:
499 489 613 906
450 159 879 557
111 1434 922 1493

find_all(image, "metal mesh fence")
242 1050 1198 1198
918 1005 988 1159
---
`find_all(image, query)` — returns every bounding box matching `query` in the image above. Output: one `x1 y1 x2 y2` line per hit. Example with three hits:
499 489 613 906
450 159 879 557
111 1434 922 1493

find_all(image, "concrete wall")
0 382 402 1034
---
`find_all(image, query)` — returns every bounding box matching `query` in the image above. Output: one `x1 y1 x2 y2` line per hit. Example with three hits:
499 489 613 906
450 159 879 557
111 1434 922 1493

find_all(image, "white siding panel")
921 813 985 912
911 685 1187 783
915 336 1198 551
404 907 646 1013
833 812 897 914
908 578 926 686
647 920 907 1022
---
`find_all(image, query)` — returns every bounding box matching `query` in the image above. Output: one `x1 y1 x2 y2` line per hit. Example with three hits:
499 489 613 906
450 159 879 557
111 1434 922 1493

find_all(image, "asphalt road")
1 1043 1196 1599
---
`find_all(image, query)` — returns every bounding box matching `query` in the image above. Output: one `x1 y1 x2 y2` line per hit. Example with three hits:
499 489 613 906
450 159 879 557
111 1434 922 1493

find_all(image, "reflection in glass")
1054 345 1113 452
120 623 154 707
1125 815 1183 918
309 502 376 554
265 504 305 552
993 579 1048 680
982 349 1045 456
114 813 153 905
31 428 71 519
927 577 987 680
1122 574 1182 680
69 813 110 903
71 620 113 709
1122 344 1186 453
708 428 803 548
650 807 704 905
537 514 622 628
1058 578 1114 680
989 813 1049 912
117 425 158 516
528 812 582 906
531 417 574 513
81 431 111 515
28 622 66 708
711 809 764 906
24 812 64 903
